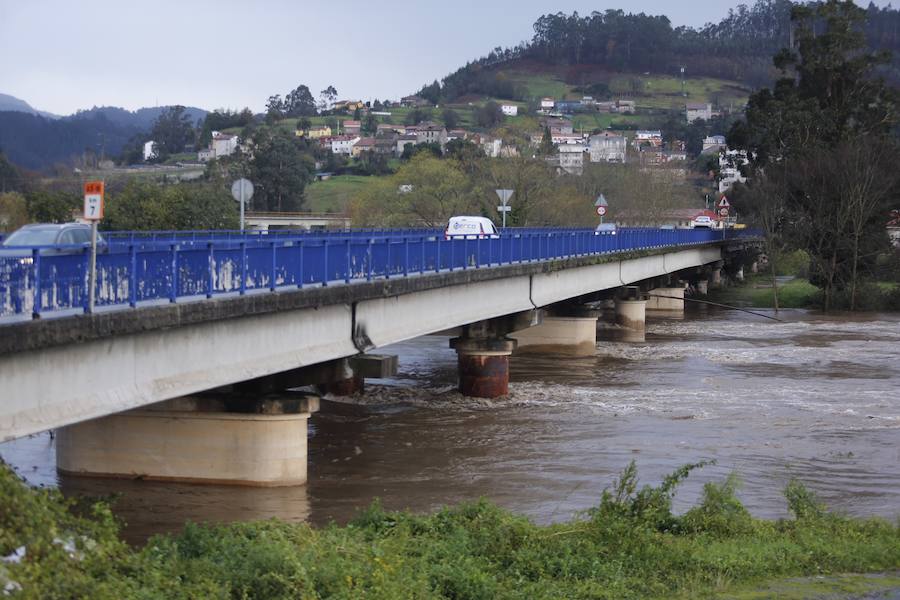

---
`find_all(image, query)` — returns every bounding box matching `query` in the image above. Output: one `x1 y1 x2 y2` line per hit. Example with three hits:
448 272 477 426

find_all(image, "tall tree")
284 85 317 117
149 106 196 159
248 129 314 212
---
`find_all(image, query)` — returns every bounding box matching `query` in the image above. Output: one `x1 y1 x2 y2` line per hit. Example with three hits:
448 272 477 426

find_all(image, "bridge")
0 226 759 486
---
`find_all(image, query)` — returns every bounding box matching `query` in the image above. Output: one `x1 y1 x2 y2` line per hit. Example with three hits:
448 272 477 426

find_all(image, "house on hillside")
718 149 749 193
212 132 239 158
396 134 418 157
542 117 573 135
143 140 157 161
330 135 360 155
342 120 362 135
375 136 397 155
633 130 663 148
401 95 430 108
556 100 582 114
501 104 518 116
588 132 627 163
557 144 588 175
447 129 468 141
351 137 376 157
297 125 333 139
416 122 448 148
615 100 636 114
686 102 713 123
333 100 365 112
702 135 727 154
540 97 555 112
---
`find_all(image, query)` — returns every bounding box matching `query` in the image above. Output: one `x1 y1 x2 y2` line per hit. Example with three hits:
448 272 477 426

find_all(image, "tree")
284 85 317 117
401 142 442 160
248 129 314 212
24 189 80 223
442 108 459 130
538 127 556 156
362 114 378 136
149 106 195 160
0 151 23 193
0 192 28 231
103 179 238 230
318 85 338 112
296 117 312 133
732 0 899 310
476 101 503 128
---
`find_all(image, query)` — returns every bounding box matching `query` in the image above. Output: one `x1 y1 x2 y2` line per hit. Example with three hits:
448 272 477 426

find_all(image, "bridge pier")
450 320 518 398
696 280 709 295
511 314 598 356
647 287 686 312
56 394 319 487
615 299 647 331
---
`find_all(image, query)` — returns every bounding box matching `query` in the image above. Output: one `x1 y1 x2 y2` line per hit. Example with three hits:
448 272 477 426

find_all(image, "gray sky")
0 0 894 115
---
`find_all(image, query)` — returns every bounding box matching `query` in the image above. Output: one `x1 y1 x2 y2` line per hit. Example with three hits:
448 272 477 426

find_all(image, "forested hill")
419 0 900 102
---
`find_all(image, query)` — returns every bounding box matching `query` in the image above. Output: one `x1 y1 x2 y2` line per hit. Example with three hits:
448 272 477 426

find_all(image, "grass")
2 460 899 599
710 276 821 309
303 175 379 213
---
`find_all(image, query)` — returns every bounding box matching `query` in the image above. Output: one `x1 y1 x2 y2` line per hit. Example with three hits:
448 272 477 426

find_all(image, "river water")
3 308 899 543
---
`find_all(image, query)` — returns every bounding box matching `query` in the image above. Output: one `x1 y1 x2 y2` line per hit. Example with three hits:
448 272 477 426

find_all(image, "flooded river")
3 308 899 543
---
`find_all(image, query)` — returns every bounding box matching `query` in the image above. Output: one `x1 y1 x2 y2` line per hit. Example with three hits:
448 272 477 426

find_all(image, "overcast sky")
0 0 893 115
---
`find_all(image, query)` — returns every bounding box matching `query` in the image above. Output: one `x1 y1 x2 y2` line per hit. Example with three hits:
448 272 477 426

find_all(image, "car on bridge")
692 215 714 229
0 223 106 262
445 216 500 239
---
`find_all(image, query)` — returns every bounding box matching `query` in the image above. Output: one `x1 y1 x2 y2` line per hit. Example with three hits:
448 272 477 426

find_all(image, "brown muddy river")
3 308 899 544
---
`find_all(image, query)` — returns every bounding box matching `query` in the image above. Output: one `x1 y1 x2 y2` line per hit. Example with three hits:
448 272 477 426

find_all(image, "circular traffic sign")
231 178 254 203
597 206 607 216
718 208 729 217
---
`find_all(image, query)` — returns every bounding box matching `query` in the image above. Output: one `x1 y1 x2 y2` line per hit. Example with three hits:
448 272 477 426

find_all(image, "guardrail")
0 227 759 320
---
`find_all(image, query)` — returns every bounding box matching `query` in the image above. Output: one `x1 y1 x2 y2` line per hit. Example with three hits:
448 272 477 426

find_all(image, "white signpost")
495 189 513 228
231 178 254 232
83 181 104 314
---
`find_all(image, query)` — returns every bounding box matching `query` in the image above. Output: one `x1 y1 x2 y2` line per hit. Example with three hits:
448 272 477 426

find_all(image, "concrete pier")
449 336 517 398
696 280 709 295
511 316 598 356
57 394 319 487
647 288 685 312
615 299 647 331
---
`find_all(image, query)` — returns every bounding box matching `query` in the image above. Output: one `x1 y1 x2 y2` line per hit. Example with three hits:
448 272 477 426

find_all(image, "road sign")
83 181 104 221
231 178 254 232
594 194 608 207
719 207 729 217
495 189 513 227
717 195 730 209
597 205 607 216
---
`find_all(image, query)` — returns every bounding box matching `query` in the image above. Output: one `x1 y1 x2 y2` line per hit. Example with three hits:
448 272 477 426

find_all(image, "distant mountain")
0 99 209 170
0 93 59 119
66 105 208 130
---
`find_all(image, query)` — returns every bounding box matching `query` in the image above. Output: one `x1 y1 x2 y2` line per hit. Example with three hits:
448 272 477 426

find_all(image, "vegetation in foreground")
2 461 899 599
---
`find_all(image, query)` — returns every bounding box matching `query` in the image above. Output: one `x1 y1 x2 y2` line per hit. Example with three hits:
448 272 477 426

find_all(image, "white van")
444 216 500 239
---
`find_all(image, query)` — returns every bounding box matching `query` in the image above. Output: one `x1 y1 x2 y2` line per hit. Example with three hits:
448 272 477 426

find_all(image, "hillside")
0 92 59 119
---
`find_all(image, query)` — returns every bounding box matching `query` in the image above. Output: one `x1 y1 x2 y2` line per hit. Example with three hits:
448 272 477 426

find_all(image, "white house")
588 132 627 163
211 132 240 158
143 140 157 161
686 103 713 123
540 97 555 111
331 135 360 155
558 144 587 175
633 130 663 148
718 149 749 193
501 104 518 116
702 135 728 154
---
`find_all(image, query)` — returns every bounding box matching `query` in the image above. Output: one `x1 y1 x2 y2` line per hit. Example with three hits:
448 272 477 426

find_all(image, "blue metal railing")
0 227 759 320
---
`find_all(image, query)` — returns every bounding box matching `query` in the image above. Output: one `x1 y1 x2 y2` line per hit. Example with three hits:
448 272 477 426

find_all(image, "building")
702 135 727 154
212 132 239 158
588 132 627 163
330 135 360 155
142 141 157 161
297 125 332 140
197 148 214 163
351 137 376 157
558 144 587 175
540 97 555 111
718 149 749 193
415 122 447 147
616 100 636 114
556 100 582 114
400 95 430 108
633 130 663 148
374 136 397 155
542 117 573 135
686 103 713 123
888 210 900 247
342 120 361 135
332 100 365 112
447 129 468 141
501 104 518 116
396 134 418 157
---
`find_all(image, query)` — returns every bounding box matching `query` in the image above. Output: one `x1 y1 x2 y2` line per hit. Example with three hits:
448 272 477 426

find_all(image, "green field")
303 174 378 213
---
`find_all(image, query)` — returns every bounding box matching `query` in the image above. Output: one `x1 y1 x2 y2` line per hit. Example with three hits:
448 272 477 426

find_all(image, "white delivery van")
445 216 500 239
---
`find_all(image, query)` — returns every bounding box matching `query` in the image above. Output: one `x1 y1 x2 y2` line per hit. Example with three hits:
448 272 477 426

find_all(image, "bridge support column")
647 287 685 312
736 266 745 282
615 299 646 331
711 268 723 287
57 394 318 487
696 280 709 295
450 337 517 398
511 315 598 356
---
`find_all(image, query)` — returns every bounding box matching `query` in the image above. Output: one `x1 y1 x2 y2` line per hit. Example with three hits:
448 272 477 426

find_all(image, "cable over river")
2 308 899 543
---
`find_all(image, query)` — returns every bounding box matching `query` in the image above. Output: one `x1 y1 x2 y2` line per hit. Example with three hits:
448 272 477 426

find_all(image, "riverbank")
708 276 900 311
3 461 898 599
